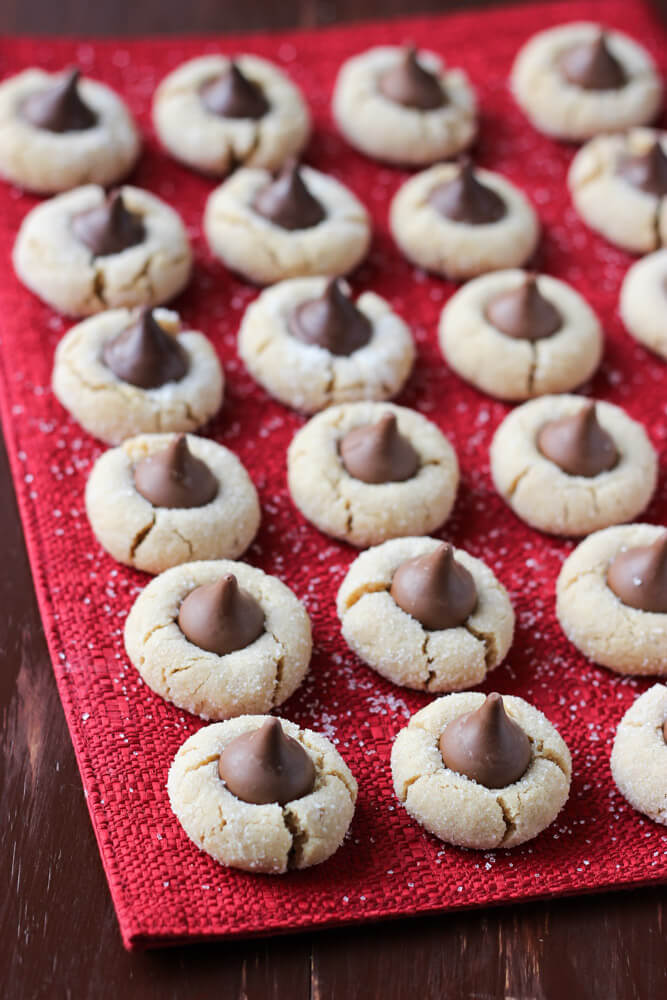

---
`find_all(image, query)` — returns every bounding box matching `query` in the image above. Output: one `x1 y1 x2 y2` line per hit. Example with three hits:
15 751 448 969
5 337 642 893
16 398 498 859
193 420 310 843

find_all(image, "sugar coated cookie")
490 395 657 536
556 524 667 675
0 67 141 193
337 537 514 692
85 433 260 574
153 55 310 177
287 402 459 547
511 22 662 141
620 249 667 359
390 160 539 280
238 276 415 413
125 560 312 720
391 692 571 849
439 270 603 401
332 45 477 166
13 184 192 316
168 715 357 873
52 307 224 444
610 685 667 826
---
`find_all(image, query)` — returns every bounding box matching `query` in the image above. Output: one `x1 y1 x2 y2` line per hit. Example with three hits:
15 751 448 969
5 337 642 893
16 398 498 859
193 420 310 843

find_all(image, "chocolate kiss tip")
428 160 506 226
560 31 626 91
287 278 372 356
438 692 532 789
21 65 98 133
619 141 667 198
485 273 562 341
390 541 477 631
200 60 269 119
252 161 325 232
339 412 419 484
217 717 316 805
607 533 667 614
133 433 218 509
537 401 618 478
178 574 265 656
71 190 145 257
378 44 445 110
102 310 188 390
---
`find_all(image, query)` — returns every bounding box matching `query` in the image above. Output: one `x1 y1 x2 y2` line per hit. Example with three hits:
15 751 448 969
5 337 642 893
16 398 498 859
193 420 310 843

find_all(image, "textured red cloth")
0 0 665 951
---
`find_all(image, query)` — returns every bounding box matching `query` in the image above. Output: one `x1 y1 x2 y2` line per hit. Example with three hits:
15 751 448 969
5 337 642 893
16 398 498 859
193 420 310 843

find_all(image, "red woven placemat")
0 0 666 951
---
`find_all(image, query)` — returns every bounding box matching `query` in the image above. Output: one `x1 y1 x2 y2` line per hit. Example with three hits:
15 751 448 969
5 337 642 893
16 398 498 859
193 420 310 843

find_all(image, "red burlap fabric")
0 0 665 951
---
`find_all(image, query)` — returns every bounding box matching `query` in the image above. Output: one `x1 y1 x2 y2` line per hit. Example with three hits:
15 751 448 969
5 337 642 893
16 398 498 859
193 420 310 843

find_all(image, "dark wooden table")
1 2 666 997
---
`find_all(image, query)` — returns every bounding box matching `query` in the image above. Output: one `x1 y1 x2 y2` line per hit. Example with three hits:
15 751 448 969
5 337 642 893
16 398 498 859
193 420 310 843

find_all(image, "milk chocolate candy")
607 533 667 613
218 717 316 805
559 33 626 91
537 401 618 477
200 62 269 119
428 160 506 225
71 192 145 257
439 692 532 788
339 413 419 484
378 47 445 110
390 542 477 630
178 574 264 656
103 310 188 389
20 68 97 133
133 435 218 509
618 142 667 198
288 279 372 356
485 275 562 341
252 161 326 231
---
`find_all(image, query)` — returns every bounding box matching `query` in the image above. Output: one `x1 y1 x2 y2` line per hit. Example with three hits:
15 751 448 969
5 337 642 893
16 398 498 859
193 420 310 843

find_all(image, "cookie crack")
532 739 570 779
142 620 172 645
527 341 538 396
283 806 307 870
497 793 518 846
463 620 497 671
182 752 219 775
422 633 437 691
171 525 194 559
341 580 390 612
130 513 156 560
399 771 424 804
504 465 531 501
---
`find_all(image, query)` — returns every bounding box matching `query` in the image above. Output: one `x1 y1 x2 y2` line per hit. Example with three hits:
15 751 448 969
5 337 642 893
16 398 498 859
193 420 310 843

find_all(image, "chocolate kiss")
537 401 618 478
618 142 667 198
485 275 562 341
339 413 419 484
390 542 477 631
559 33 626 91
439 693 532 788
71 191 145 257
378 46 445 110
288 279 372 356
200 62 269 119
218 718 316 805
178 574 265 656
252 161 326 231
134 435 219 509
428 160 506 225
102 310 188 389
607 534 667 614
21 67 97 133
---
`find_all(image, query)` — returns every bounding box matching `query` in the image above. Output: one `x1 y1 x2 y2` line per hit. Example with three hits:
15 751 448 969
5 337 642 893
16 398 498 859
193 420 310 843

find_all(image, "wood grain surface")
1 1 666 998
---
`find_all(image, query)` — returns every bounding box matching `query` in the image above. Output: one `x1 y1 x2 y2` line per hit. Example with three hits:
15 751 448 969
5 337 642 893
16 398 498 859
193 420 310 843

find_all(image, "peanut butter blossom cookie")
52 307 224 444
439 270 603 401
13 184 192 316
510 23 663 141
238 276 415 413
125 560 312 720
152 55 311 177
391 693 571 849
490 395 658 536
556 524 667 675
85 433 260 574
0 67 141 193
337 537 514 692
620 249 667 359
390 159 539 280
568 128 667 254
610 685 667 826
203 161 371 285
287 402 459 547
332 45 477 166
168 715 357 873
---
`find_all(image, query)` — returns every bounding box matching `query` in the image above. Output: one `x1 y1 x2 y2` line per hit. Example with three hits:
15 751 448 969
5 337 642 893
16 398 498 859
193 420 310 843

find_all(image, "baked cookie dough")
203 162 371 285
0 67 141 194
238 276 415 413
337 536 514 692
168 715 357 873
439 269 603 401
332 45 477 166
85 433 260 574
125 559 312 719
152 54 310 177
620 249 667 359
389 161 539 280
510 23 663 141
52 307 224 444
610 685 667 826
391 692 572 849
568 128 667 254
556 524 667 675
490 395 658 536
287 402 459 547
